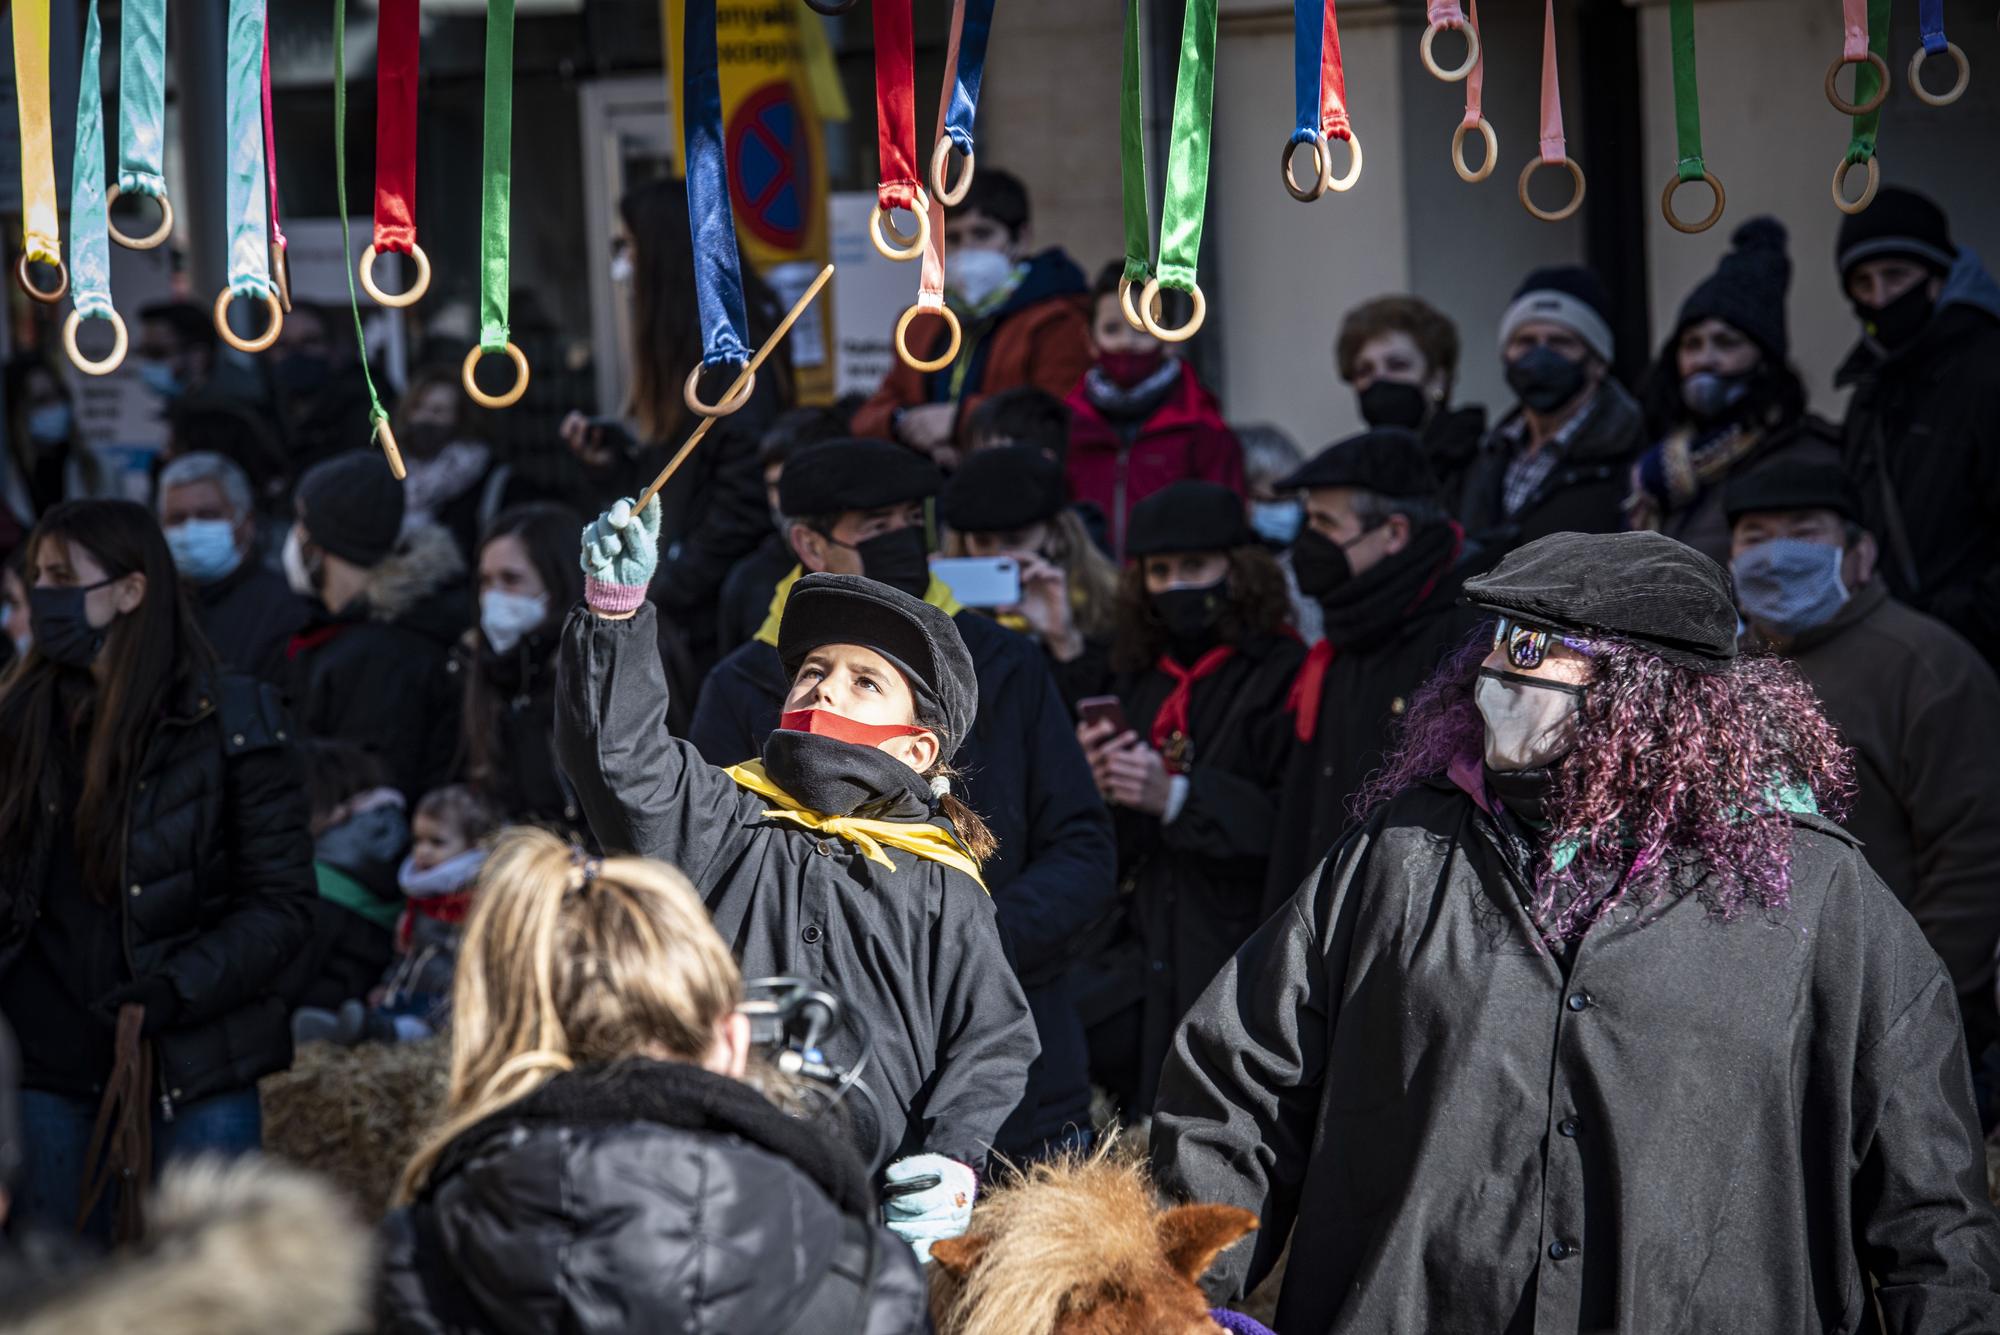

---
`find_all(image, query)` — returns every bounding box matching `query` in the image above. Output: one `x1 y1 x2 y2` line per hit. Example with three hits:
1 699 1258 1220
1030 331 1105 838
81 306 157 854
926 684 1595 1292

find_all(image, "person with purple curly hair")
1152 529 2000 1334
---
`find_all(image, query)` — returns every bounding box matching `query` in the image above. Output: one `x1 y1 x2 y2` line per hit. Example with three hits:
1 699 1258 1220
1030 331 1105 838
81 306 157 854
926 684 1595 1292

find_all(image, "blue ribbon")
116 0 167 199
683 0 750 371
224 0 272 299
70 0 111 320
1291 0 1322 146
943 0 997 155
1918 0 1947 55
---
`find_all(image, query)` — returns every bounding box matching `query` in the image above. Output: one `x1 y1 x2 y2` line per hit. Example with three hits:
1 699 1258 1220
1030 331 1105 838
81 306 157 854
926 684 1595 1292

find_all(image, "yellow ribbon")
754 565 966 648
13 0 60 265
723 760 987 891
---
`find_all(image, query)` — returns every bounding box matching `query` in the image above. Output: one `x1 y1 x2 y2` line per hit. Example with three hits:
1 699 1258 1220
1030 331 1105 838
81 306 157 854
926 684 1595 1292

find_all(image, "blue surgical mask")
1731 538 1849 635
165 519 244 585
26 402 72 443
1249 499 1304 546
138 360 184 400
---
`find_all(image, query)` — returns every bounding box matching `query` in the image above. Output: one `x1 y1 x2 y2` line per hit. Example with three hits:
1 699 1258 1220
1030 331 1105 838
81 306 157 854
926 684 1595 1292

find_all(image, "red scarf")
395 890 474 954
1150 645 1235 772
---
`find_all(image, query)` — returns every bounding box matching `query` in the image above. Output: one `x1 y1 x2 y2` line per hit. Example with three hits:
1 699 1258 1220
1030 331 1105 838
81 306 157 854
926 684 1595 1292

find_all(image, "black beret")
1722 460 1862 527
1125 481 1254 558
1462 530 1738 671
296 450 406 567
779 438 941 519
778 572 977 758
1278 427 1442 500
942 446 1068 533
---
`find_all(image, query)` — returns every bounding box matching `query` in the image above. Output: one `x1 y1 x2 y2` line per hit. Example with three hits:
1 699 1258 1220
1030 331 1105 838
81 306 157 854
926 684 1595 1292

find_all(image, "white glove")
882 1153 978 1263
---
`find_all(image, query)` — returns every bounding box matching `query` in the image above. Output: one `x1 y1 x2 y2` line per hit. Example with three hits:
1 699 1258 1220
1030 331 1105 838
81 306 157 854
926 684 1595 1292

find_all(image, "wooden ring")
359 243 432 308
270 241 293 313
1825 51 1890 115
1452 118 1498 183
1326 131 1363 193
373 418 407 481
682 361 757 418
1908 43 1970 107
1833 154 1881 215
895 304 963 373
869 202 929 263
1420 21 1479 83
105 184 174 250
213 287 283 353
462 342 531 409
1518 156 1586 223
931 139 976 207
1661 170 1726 234
1282 136 1332 202
17 254 68 305
1138 278 1206 344
62 307 129 377
1117 276 1161 332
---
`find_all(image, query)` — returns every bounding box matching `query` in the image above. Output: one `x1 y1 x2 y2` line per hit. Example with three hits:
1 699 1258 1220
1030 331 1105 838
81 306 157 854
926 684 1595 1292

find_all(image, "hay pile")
259 1038 449 1220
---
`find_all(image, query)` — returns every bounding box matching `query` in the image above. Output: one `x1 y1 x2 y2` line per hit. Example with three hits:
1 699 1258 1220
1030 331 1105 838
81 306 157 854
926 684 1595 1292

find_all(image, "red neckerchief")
286 622 349 661
1150 645 1236 772
394 889 475 954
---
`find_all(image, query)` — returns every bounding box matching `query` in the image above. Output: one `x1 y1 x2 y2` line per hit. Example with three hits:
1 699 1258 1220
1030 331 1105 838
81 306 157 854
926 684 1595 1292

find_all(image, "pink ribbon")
1537 0 1565 164
1426 0 1467 27
1842 0 1870 61
1460 0 1485 130
917 0 967 312
260 22 285 253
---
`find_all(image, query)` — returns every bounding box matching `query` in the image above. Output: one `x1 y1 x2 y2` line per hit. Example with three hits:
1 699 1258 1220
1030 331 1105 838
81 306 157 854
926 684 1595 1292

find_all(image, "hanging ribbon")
1825 0 1890 116
1909 0 1969 106
360 0 428 307
331 0 401 479
1420 0 1479 83
1833 0 1888 215
681 0 756 415
109 0 172 249
1283 0 1360 201
1450 0 1495 183
12 0 66 302
1518 0 1585 223
462 0 531 410
896 0 967 373
869 0 927 262
932 0 995 205
64 0 127 375
1661 0 1724 233
260 25 290 311
1135 0 1219 343
213 0 282 352
1116 0 1151 331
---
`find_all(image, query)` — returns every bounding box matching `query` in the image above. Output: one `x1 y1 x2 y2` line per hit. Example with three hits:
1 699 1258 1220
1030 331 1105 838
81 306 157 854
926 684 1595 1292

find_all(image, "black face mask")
1152 580 1227 649
1357 380 1431 431
28 578 116 669
1505 345 1590 415
1483 759 1560 828
402 421 454 457
1289 527 1355 601
850 525 932 599
1855 282 1937 350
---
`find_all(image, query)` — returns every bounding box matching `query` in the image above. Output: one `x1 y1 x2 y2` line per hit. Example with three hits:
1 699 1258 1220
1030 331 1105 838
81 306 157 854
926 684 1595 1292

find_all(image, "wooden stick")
633 262 835 514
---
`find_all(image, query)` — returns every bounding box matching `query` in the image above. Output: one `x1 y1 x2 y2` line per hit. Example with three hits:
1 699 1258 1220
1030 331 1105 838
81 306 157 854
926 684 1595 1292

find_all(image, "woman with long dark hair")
0 500 312 1238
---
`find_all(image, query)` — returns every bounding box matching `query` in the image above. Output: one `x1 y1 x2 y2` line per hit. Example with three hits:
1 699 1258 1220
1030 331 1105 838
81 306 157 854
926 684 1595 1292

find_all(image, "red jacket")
1065 361 1245 560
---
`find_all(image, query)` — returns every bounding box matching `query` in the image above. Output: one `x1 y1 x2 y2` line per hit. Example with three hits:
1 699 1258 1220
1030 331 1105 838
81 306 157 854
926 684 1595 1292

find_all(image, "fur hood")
359 523 465 626
0 1156 373 1335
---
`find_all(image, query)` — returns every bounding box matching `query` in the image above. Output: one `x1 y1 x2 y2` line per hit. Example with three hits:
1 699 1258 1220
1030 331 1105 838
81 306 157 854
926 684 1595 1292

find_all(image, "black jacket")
556 602 1038 1167
190 558 308 688
687 604 1118 1154
0 674 315 1109
1423 404 1488 513
1837 254 2000 668
452 629 581 831
288 527 467 802
1458 380 1646 572
1153 778 2000 1334
379 1061 931 1335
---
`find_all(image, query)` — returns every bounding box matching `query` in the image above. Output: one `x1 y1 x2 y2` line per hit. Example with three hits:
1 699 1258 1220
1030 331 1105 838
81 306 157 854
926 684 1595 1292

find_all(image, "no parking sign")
728 82 809 252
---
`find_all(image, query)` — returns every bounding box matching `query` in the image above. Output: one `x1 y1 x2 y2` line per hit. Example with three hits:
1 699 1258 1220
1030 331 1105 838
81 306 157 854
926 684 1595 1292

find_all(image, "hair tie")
929 774 952 799
565 844 602 894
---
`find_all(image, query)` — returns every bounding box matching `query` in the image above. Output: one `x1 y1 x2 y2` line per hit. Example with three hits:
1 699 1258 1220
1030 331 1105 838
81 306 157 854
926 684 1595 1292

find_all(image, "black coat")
717 531 798 655
190 558 308 688
1422 403 1487 513
379 1061 931 1335
1153 778 2000 1334
687 606 1118 1154
1457 380 1646 572
452 630 581 831
556 603 1038 1167
0 675 315 1109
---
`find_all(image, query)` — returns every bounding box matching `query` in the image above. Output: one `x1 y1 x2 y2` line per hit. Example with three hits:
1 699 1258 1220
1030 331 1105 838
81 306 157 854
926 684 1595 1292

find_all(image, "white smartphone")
931 556 1022 608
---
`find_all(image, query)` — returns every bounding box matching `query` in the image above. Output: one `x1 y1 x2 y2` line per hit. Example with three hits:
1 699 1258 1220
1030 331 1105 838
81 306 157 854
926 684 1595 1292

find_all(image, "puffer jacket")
377 1060 933 1335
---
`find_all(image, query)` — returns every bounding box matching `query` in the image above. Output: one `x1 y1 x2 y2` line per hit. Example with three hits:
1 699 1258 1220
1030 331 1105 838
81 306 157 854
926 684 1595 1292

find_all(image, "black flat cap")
1125 481 1254 558
1462 530 1738 670
778 572 977 757
297 450 406 567
942 446 1069 533
1723 460 1861 527
779 438 941 519
1278 427 1442 500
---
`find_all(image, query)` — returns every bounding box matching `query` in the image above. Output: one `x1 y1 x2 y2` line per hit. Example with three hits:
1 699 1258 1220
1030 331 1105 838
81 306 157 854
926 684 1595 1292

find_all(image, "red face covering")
1096 349 1167 388
778 708 928 748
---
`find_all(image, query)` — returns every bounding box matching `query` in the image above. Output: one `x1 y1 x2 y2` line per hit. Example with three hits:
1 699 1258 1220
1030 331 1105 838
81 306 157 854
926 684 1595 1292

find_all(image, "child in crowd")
284 742 410 1020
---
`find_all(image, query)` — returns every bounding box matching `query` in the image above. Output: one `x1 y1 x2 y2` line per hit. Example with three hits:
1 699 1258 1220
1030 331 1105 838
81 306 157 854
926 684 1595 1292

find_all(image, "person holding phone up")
1073 482 1302 1120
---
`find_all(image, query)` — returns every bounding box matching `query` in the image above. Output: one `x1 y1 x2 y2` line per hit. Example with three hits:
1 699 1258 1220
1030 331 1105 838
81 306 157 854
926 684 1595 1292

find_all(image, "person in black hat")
687 438 1115 1166
1625 218 1814 566
558 504 1039 1256
1070 480 1301 1119
1459 266 1645 566
1153 528 2000 1332
1834 185 2000 670
1728 459 2000 1078
1264 429 1481 903
284 450 467 801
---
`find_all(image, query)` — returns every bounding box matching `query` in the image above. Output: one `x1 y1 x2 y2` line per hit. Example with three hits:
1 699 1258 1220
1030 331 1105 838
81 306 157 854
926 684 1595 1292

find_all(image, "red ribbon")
396 890 474 953
373 0 419 253
873 0 922 213
1319 0 1351 141
1150 645 1236 768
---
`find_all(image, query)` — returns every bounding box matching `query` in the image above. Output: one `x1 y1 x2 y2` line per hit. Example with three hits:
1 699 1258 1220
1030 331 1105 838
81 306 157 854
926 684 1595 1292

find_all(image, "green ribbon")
1668 0 1704 183
1846 0 1888 165
478 0 516 354
69 0 112 321
1118 0 1150 289
332 0 389 437
115 0 166 199
1156 0 1219 292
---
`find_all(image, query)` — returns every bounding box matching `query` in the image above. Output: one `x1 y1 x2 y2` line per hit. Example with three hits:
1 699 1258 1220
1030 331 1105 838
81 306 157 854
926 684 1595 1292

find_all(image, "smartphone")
1077 695 1129 738
932 556 1021 609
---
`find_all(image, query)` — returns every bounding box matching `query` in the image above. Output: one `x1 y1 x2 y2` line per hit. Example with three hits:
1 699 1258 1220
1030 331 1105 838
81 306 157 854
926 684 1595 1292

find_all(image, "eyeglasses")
1491 616 1590 670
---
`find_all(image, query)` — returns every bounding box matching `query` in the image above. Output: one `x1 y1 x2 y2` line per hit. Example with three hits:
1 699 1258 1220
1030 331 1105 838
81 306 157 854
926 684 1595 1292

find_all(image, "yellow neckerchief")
754 566 965 647
722 760 987 891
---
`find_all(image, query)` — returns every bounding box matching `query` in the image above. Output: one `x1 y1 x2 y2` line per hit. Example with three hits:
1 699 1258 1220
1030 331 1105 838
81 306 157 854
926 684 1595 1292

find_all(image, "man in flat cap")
1153 529 2000 1333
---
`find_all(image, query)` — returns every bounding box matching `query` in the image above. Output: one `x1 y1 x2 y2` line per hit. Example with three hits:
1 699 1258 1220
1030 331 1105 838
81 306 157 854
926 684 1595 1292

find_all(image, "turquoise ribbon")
224 0 273 299
116 0 166 199
69 0 112 320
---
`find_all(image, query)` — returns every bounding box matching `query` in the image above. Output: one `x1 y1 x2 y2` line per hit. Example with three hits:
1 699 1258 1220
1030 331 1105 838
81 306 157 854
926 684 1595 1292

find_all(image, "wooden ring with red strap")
869 202 929 263
895 304 962 373
1824 51 1890 115
1420 21 1480 82
1452 118 1498 183
360 243 433 309
1518 156 1586 223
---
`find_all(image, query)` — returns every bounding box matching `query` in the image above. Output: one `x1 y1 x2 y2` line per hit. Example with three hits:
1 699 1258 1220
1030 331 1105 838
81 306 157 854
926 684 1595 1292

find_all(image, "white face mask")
1475 667 1585 772
947 248 1016 307
480 588 549 654
282 526 318 600
609 251 634 286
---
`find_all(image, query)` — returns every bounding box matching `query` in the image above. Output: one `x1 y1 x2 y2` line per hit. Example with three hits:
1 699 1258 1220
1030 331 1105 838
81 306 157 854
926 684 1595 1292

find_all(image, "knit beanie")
1497 266 1615 364
1835 186 1957 277
296 451 406 568
1676 217 1791 361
